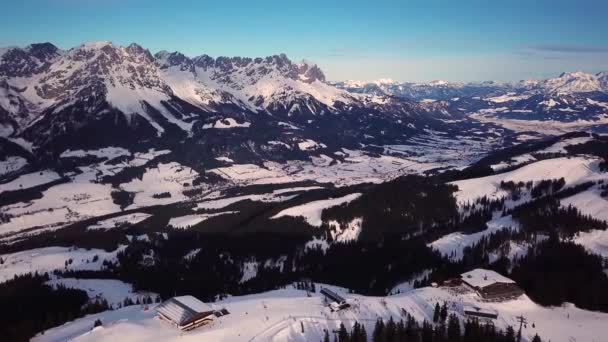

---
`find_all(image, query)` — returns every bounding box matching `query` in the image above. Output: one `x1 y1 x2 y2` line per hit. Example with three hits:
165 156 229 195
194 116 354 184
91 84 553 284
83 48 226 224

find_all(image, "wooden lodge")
461 269 523 301
156 295 215 331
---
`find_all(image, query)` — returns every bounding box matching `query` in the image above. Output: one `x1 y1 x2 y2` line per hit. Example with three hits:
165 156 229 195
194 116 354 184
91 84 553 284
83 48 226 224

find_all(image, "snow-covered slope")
33 284 608 342
451 156 606 205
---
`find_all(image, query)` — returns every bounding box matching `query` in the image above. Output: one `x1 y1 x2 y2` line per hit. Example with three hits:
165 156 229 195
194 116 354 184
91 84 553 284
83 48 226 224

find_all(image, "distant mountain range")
1 41 607 165
333 71 608 100
0 41 467 160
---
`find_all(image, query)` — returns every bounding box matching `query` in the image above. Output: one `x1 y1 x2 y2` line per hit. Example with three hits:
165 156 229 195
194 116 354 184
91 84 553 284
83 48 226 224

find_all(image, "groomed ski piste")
32 282 608 342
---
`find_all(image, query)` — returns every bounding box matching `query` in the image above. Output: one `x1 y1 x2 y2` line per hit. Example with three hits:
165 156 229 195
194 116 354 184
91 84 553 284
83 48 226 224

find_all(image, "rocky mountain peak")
0 43 62 78
544 71 602 94
296 60 325 84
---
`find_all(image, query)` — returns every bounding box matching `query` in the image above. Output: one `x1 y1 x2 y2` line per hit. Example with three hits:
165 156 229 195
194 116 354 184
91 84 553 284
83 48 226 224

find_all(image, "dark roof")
320 288 346 304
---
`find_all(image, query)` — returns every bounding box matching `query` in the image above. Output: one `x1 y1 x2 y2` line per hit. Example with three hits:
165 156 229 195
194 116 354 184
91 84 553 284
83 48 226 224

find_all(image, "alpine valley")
2 42 608 342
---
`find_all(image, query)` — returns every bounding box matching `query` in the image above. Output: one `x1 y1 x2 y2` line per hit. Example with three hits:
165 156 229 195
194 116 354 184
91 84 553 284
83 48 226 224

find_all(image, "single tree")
433 303 441 323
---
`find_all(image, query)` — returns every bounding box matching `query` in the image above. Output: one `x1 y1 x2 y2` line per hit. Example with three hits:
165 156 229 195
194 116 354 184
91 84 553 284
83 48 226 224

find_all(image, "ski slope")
33 283 608 342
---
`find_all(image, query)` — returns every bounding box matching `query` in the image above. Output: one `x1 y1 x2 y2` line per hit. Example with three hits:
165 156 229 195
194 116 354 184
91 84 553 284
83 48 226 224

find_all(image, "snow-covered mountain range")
335 71 608 100
1 41 462 158
2 41 608 164
2 41 608 342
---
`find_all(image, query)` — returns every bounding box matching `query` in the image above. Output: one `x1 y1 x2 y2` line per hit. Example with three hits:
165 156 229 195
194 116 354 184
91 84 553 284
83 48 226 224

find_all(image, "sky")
1 0 607 82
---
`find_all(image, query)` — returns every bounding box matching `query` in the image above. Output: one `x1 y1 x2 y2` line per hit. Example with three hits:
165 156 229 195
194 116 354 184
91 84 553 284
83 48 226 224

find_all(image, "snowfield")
46 278 157 308
272 193 361 227
451 156 606 205
573 229 608 258
0 179 120 235
0 170 60 194
167 211 238 229
120 162 200 208
88 213 152 230
429 215 520 261
0 246 124 283
560 186 608 222
32 283 608 342
0 156 27 176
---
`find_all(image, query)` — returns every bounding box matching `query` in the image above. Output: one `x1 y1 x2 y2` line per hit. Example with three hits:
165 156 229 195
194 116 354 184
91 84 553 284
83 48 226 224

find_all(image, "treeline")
511 196 607 238
511 236 608 311
324 313 542 342
106 231 444 300
322 175 459 241
0 273 109 342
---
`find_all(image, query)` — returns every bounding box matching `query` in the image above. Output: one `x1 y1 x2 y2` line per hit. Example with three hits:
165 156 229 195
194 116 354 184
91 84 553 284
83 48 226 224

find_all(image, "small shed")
156 295 215 331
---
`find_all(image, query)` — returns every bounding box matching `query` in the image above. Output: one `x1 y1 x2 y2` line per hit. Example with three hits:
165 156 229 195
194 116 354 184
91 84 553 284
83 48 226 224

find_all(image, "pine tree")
421 320 433 342
505 326 516 342
338 322 349 342
531 334 542 342
373 318 385 342
360 324 367 342
433 302 441 323
447 314 461 342
440 302 448 322
385 316 396 342
434 322 446 342
396 319 406 342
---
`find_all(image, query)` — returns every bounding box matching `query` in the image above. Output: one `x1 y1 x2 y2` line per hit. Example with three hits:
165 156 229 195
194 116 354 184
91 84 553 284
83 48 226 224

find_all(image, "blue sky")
1 0 607 82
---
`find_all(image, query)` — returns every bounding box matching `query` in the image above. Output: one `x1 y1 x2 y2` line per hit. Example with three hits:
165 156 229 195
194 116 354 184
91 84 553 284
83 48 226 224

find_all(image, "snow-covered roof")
174 295 213 312
461 269 514 288
156 295 214 326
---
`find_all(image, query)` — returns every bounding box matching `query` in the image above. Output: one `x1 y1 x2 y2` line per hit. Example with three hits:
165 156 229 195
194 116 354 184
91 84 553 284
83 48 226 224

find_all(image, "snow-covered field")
167 211 238 229
33 283 608 342
0 175 120 235
429 215 520 261
272 193 361 227
0 246 123 283
120 162 200 208
573 229 608 258
560 187 608 222
0 170 60 194
451 156 606 205
46 278 157 308
88 213 152 230
209 139 493 187
0 156 27 176
0 149 178 238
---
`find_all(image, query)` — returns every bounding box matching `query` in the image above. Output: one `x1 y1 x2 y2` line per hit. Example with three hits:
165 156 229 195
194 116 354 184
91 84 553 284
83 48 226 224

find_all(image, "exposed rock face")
0 41 459 157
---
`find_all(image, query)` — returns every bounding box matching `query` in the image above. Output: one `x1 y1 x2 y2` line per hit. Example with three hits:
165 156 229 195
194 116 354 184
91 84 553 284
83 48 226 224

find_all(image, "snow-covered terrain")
429 216 520 261
451 156 606 205
272 193 361 227
87 213 152 230
167 211 238 229
46 278 157 308
0 156 27 176
33 283 608 342
572 229 608 258
0 170 60 194
0 246 123 283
